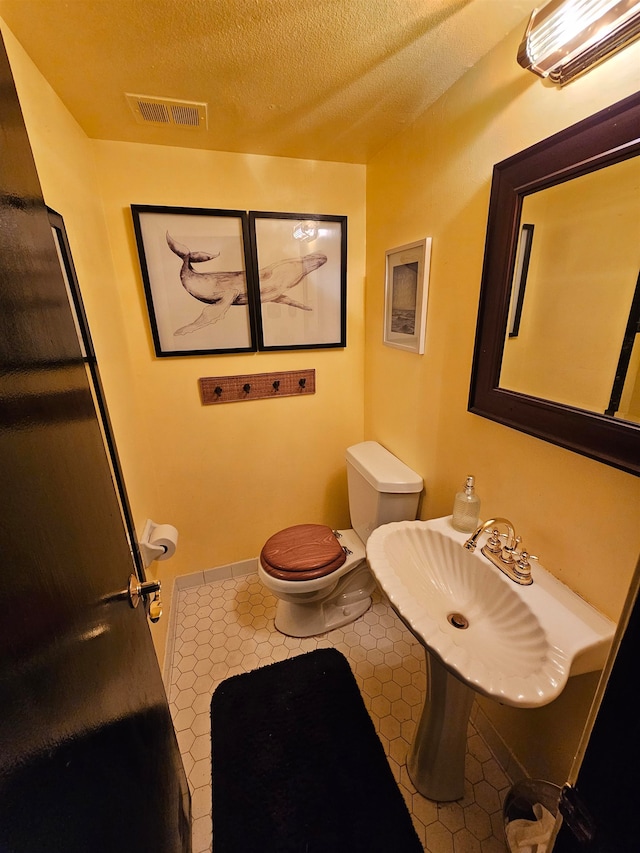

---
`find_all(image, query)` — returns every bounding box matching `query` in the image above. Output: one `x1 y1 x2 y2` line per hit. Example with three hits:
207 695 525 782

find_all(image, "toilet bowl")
258 525 375 637
258 442 423 638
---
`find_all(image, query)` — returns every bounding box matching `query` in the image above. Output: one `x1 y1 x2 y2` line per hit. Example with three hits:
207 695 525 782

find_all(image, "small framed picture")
249 211 347 351
384 238 432 354
131 205 258 356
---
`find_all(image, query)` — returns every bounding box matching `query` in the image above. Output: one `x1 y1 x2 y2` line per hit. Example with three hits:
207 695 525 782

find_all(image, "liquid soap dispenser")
452 475 481 533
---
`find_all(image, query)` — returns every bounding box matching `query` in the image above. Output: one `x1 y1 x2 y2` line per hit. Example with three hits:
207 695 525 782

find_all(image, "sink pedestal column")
407 648 474 801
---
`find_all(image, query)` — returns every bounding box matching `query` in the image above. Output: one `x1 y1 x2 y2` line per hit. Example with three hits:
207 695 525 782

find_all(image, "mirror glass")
499 156 640 422
469 92 640 475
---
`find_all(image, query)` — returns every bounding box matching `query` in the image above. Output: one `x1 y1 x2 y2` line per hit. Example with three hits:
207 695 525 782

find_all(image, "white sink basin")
366 516 615 709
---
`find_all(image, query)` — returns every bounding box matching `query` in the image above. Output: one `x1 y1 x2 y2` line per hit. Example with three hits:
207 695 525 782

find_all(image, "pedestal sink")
366 516 615 801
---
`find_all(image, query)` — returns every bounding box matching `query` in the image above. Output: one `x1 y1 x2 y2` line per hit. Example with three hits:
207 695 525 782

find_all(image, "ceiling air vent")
126 94 207 130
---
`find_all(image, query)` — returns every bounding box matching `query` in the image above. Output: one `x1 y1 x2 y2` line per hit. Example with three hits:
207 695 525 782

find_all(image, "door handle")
127 574 163 622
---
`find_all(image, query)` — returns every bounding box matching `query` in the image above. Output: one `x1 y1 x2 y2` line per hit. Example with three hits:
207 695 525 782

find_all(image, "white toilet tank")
345 441 423 543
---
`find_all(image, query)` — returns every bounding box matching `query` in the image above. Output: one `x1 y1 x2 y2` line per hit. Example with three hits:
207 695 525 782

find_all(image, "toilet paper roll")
148 523 179 561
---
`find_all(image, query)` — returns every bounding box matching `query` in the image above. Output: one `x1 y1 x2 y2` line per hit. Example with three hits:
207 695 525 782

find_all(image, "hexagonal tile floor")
166 573 511 852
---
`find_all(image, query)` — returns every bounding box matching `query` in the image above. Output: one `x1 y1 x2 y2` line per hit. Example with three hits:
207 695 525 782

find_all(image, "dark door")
0 32 191 853
553 557 640 853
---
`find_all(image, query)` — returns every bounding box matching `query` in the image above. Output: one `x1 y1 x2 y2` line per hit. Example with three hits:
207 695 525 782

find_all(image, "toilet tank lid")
345 441 423 494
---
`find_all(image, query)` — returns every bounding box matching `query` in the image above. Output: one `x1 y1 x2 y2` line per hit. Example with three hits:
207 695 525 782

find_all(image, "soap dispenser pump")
452 475 481 533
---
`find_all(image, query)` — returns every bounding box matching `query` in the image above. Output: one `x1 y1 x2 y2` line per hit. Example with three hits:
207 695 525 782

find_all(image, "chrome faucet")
464 517 535 585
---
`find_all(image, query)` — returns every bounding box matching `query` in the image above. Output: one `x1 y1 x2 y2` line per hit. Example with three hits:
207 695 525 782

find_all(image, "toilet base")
273 563 376 638
275 595 372 638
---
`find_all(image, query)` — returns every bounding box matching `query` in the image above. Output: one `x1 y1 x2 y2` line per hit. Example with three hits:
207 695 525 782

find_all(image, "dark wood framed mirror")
469 91 640 476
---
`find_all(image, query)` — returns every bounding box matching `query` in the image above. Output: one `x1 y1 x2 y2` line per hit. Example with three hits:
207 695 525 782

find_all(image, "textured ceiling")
0 0 538 164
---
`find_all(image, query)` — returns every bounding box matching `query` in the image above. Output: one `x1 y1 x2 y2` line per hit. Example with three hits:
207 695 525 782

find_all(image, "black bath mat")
211 648 423 853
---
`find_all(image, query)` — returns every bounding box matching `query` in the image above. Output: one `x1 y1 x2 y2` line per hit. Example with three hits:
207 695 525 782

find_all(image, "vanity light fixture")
517 0 640 85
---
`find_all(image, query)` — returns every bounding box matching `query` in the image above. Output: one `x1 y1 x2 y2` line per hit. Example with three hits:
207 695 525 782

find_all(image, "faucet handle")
513 550 536 585
516 547 538 564
484 529 503 554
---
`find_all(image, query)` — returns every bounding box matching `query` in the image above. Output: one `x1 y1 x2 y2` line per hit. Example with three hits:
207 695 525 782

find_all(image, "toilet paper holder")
138 518 179 569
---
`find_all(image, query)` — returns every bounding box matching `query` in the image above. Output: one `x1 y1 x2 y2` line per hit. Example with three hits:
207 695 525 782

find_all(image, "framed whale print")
131 205 258 356
248 211 347 351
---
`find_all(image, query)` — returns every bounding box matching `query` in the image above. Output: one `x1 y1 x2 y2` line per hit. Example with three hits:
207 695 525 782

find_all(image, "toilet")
258 441 423 637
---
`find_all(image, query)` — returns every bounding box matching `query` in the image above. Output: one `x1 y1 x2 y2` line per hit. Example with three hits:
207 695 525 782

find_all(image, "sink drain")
447 612 469 630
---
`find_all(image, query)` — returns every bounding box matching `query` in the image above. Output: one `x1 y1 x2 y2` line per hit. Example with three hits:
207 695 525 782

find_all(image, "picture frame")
383 238 432 354
131 205 258 356
508 223 535 338
248 211 347 351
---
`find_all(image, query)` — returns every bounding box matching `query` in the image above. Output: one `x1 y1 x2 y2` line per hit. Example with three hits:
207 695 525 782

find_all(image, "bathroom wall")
365 25 640 781
1 19 367 663
90 140 366 664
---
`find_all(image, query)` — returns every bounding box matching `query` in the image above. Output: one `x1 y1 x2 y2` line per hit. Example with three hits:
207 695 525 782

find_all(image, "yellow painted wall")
90 140 366 663
2 19 366 663
365 27 640 781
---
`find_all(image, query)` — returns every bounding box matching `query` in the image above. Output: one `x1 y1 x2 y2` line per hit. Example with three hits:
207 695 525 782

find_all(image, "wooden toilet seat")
260 524 347 581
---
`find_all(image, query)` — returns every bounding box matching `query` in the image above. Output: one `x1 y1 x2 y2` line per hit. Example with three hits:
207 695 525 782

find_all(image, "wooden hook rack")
199 369 316 405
